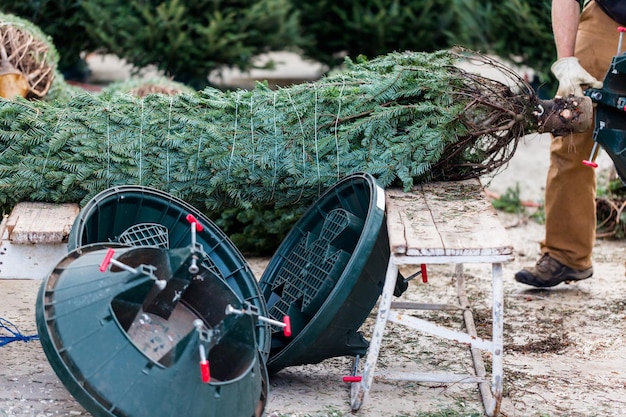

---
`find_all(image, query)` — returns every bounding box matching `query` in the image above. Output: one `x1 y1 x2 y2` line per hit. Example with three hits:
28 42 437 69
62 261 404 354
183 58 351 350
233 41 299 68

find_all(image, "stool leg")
350 258 399 411
488 262 504 416
455 263 504 417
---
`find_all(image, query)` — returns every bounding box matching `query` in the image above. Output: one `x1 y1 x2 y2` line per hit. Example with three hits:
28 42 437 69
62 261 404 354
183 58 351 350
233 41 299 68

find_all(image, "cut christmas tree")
0 49 591 215
0 13 60 99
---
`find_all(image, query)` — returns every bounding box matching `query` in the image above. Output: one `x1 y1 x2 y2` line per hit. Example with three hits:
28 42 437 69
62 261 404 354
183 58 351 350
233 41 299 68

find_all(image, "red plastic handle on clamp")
619 26 626 32
200 360 210 383
198 343 210 383
283 316 292 337
99 248 115 272
582 160 598 168
185 214 204 232
420 264 428 283
342 375 362 383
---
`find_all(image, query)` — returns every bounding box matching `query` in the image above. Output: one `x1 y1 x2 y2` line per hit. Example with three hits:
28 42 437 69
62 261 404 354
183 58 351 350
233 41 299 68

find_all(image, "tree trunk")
0 45 28 99
537 95 594 136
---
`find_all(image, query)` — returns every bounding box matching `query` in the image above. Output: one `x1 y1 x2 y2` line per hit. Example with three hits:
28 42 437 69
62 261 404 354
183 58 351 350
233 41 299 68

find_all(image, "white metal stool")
348 179 514 416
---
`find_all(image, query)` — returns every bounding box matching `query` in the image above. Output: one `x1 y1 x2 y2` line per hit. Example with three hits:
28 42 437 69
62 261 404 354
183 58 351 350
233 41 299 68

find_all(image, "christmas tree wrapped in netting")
0 49 588 213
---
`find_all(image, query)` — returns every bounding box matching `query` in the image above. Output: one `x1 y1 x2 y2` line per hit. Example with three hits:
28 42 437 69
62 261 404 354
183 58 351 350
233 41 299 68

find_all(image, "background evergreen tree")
294 0 455 68
447 0 554 94
1 0 304 88
292 0 555 93
2 0 556 91
80 0 303 88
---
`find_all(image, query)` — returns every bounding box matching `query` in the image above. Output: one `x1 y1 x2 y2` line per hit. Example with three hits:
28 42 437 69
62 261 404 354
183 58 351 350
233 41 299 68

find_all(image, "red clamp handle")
283 316 292 337
420 263 428 283
199 344 210 383
582 160 598 168
200 360 210 383
619 26 626 32
342 375 362 383
99 248 115 272
186 214 204 232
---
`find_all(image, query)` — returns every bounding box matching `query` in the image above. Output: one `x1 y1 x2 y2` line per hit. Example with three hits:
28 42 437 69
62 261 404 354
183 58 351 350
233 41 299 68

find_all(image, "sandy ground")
1 54 626 417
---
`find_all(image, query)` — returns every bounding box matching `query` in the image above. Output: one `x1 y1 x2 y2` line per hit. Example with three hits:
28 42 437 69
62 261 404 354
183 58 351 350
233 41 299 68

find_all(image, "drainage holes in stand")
264 208 360 339
119 223 170 249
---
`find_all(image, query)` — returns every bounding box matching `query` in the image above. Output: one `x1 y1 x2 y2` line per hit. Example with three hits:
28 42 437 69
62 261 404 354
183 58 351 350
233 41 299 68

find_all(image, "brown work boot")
515 253 593 288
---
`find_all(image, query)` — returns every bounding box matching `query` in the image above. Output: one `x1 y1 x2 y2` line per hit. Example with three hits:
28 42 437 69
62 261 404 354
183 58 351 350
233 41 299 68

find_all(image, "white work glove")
551 57 603 97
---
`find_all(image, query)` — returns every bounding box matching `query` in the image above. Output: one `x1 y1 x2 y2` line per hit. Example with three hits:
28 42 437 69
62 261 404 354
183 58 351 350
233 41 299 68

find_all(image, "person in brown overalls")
516 0 623 287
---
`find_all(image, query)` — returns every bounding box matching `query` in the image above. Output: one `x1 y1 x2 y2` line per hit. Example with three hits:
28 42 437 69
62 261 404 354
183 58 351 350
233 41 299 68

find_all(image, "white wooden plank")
385 188 443 256
419 180 512 256
385 179 513 260
7 202 80 244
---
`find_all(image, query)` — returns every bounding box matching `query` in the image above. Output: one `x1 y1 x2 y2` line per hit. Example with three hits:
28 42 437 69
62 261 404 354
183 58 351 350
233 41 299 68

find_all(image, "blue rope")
0 318 39 347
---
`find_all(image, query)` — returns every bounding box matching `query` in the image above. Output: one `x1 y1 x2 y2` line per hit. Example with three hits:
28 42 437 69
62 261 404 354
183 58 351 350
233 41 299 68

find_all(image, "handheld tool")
584 26 626 183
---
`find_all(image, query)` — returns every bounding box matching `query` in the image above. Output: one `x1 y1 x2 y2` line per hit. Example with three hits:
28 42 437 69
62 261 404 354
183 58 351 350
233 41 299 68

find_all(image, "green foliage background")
80 0 303 88
1 0 555 91
0 0 303 88
445 0 555 93
293 0 454 68
292 0 554 93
